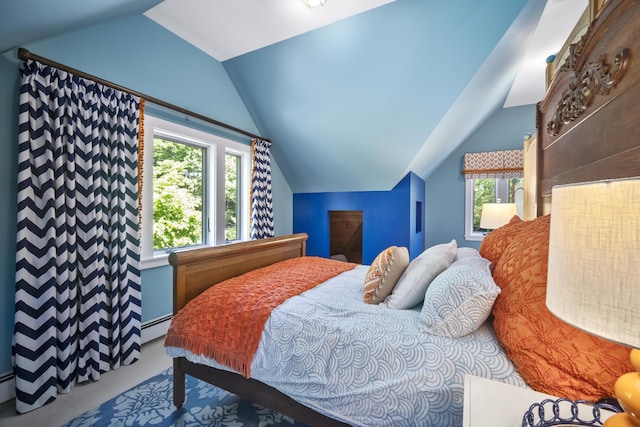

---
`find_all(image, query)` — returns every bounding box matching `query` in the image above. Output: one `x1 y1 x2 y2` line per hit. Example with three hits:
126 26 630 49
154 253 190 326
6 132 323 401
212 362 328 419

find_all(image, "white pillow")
382 240 457 309
454 246 480 261
419 256 500 338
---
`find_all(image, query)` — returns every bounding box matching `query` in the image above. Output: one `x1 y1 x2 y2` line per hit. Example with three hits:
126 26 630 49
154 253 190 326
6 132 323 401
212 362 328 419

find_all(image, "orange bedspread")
164 256 356 377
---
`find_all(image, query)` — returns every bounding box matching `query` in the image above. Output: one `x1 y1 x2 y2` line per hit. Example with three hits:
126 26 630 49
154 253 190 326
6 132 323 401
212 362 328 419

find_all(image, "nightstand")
462 375 616 427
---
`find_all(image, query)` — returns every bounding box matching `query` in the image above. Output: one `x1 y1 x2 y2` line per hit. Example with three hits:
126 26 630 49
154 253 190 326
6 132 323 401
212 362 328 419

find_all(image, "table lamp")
479 200 517 230
546 178 640 427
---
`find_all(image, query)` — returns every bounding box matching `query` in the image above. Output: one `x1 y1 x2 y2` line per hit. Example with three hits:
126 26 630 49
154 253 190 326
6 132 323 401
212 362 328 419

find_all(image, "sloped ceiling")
223 0 536 192
0 0 163 53
146 0 586 193
0 0 587 193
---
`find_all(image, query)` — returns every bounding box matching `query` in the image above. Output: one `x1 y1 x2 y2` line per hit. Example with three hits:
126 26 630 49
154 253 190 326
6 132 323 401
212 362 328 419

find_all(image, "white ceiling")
144 0 397 62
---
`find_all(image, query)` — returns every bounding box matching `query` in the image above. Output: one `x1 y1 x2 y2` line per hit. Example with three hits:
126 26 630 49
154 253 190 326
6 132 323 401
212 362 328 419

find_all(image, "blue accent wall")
0 14 293 376
293 172 425 264
424 104 537 250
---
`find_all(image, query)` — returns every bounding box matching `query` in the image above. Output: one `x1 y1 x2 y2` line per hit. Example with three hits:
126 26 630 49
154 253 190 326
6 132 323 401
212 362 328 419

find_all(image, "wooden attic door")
329 210 362 264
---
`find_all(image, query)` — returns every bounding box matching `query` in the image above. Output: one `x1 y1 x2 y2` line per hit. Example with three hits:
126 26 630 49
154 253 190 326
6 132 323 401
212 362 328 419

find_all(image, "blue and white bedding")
166 264 527 426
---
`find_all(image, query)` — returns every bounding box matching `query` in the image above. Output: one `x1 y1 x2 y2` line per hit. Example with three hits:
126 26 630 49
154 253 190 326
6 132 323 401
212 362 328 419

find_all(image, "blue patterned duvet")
167 265 526 426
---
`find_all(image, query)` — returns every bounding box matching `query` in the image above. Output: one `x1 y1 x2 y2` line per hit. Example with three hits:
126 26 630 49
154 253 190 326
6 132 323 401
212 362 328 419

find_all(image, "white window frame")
140 115 250 269
464 178 514 242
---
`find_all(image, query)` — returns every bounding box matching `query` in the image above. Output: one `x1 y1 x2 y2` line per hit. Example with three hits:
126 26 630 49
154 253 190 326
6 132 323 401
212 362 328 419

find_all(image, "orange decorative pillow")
492 215 633 401
478 215 525 266
363 246 409 304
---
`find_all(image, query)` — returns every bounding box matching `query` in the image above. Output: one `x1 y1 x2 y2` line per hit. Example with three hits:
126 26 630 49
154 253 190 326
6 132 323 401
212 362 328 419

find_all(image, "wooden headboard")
536 0 640 215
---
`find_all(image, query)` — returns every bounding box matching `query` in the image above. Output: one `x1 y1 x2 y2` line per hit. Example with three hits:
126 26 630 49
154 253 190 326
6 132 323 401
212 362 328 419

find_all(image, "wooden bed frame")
168 233 349 426
168 0 640 425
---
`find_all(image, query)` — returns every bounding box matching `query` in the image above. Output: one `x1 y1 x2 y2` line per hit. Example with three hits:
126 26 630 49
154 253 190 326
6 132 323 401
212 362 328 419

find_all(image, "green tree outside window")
152 137 204 250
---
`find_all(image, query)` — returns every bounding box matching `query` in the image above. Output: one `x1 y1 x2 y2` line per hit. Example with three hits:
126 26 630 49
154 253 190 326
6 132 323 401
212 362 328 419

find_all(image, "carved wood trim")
547 48 629 137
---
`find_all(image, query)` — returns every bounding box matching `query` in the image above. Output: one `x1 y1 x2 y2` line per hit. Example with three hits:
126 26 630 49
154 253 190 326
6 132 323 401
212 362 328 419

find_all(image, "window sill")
464 233 486 242
141 254 170 270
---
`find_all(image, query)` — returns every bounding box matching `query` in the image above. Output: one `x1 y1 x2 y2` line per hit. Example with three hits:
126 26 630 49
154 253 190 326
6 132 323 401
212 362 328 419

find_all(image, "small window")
465 177 523 241
141 116 250 268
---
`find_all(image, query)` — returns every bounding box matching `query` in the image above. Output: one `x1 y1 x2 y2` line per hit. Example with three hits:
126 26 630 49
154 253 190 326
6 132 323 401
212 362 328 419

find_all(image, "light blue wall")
0 14 293 376
271 157 293 237
0 53 21 380
424 104 537 250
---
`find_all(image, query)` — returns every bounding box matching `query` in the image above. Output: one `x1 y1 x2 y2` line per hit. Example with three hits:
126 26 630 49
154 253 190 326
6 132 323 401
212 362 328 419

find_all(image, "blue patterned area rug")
60 368 310 427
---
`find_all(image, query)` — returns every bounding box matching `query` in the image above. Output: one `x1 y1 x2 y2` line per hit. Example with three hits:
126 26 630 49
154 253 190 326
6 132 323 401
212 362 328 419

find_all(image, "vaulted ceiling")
0 0 587 193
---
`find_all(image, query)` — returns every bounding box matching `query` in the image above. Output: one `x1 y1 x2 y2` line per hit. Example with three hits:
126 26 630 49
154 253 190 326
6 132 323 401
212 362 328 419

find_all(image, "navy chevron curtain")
250 138 274 239
13 60 142 413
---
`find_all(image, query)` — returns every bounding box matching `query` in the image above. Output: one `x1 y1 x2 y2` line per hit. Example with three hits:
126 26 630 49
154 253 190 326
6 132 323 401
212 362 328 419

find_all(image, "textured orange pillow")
492 215 633 401
363 246 409 304
479 215 526 266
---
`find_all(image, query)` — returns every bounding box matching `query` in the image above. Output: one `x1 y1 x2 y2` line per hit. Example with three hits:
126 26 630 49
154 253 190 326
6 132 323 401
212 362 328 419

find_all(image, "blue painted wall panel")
408 172 426 259
294 173 425 264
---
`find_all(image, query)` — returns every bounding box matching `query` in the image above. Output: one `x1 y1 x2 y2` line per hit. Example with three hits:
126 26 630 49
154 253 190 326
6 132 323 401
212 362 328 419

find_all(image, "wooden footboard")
167 233 349 426
169 233 309 313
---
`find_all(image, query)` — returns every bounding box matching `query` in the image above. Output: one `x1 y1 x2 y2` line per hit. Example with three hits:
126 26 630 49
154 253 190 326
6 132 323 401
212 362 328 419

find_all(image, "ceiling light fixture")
303 0 326 8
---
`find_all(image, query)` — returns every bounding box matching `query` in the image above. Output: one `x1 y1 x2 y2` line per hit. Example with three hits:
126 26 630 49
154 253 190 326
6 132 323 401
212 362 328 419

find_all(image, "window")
462 149 524 241
225 153 242 242
464 178 524 241
152 137 205 250
141 116 250 268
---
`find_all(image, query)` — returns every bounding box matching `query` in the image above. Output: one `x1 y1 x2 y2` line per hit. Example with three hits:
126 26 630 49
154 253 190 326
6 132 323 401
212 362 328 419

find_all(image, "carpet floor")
60 368 310 427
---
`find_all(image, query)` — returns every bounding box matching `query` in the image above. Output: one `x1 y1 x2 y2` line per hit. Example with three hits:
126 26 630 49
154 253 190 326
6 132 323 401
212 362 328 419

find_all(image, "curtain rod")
18 48 269 143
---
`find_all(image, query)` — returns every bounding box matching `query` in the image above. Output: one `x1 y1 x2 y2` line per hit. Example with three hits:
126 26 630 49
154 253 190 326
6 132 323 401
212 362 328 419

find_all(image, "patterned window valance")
462 149 524 179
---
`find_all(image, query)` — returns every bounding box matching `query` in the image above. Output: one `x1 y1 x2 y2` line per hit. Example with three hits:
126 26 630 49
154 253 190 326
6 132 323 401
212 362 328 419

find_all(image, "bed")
165 238 524 426
164 0 640 425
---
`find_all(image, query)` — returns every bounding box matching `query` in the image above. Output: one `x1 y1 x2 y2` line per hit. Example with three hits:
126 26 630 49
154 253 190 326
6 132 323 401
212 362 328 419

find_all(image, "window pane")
473 178 496 232
153 137 204 251
508 178 524 203
225 153 241 242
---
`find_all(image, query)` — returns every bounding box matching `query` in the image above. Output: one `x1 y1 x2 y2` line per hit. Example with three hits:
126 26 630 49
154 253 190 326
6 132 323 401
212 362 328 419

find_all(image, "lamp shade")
546 178 640 349
479 202 517 229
